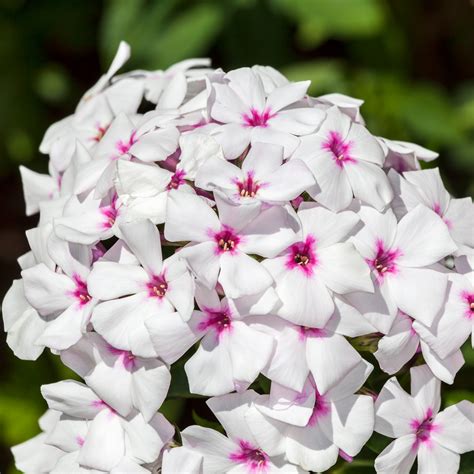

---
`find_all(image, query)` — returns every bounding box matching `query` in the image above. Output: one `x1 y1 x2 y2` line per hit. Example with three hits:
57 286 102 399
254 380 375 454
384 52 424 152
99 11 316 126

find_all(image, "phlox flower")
246 368 374 473
165 191 298 298
210 67 325 159
21 235 97 350
195 142 314 207
181 391 304 473
147 285 277 396
389 167 474 253
40 380 174 472
374 311 464 384
262 203 373 328
88 219 195 357
292 105 393 211
60 333 171 422
346 205 457 333
374 365 473 473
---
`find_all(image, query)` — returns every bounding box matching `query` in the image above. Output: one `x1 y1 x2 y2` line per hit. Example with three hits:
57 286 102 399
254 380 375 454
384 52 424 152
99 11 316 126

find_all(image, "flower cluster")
3 42 473 473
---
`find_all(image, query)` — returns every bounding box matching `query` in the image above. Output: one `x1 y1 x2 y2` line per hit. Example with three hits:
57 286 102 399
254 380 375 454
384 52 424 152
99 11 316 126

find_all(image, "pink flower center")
100 199 119 229
76 436 85 447
461 291 474 319
229 440 269 472
108 345 137 370
410 408 438 449
92 123 109 143
198 306 232 335
72 274 92 306
147 274 168 299
298 326 326 340
167 169 186 190
286 235 318 276
213 226 241 254
433 203 452 229
236 171 260 198
322 131 356 168
307 389 330 426
116 131 138 155
242 108 275 128
369 239 400 281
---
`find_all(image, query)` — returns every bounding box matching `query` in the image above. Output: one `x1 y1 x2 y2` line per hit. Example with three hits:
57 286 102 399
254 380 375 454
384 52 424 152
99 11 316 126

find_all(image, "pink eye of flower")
214 227 240 253
198 307 233 334
167 169 186 190
307 389 330 426
410 408 437 448
461 291 474 319
116 131 138 155
242 108 274 127
322 131 356 168
72 275 92 305
237 172 260 198
92 124 109 142
370 240 400 278
147 274 168 298
286 235 318 275
229 440 269 471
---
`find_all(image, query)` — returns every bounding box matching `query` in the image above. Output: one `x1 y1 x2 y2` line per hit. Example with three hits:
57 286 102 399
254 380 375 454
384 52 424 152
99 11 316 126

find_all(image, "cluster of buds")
3 42 473 473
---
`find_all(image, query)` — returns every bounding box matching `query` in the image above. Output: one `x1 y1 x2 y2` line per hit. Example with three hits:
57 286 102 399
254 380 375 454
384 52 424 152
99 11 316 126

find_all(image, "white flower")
374 365 474 473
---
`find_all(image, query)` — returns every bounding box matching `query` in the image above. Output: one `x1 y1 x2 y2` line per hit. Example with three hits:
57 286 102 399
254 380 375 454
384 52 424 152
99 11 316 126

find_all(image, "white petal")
320 394 374 456
22 264 74 315
286 423 339 473
374 435 417 474
124 411 174 463
388 267 448 326
431 401 474 454
119 219 163 275
242 142 283 177
88 262 148 300
375 378 423 438
214 123 251 160
410 364 441 415
374 313 419 374
207 390 259 443
270 108 325 135
297 203 360 248
417 440 460 474
394 205 457 267
218 252 273 298
345 122 385 165
185 332 236 396
179 242 220 289
344 160 393 211
266 81 310 112
162 447 204 474
265 325 310 393
306 332 363 395
78 409 125 471
276 268 334 327
239 205 299 258
130 359 171 421
420 342 464 385
318 242 373 294
181 425 236 474
250 126 300 158
165 192 220 242
227 322 274 386
146 311 201 364
38 303 88 350
129 127 179 162
41 380 101 419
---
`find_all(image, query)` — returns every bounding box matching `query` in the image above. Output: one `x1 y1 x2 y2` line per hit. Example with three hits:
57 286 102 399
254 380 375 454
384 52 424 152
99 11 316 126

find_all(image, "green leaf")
271 0 385 48
154 3 224 68
365 431 391 454
192 410 224 433
283 60 347 95
459 451 474 473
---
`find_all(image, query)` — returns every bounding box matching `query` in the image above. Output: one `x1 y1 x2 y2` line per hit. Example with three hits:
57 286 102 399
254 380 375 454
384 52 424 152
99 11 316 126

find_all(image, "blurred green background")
0 0 473 472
